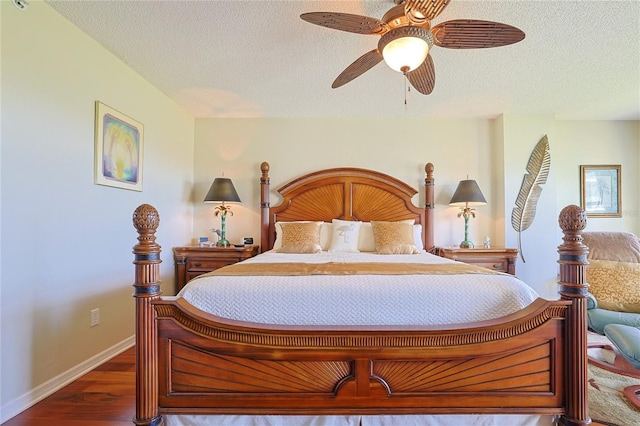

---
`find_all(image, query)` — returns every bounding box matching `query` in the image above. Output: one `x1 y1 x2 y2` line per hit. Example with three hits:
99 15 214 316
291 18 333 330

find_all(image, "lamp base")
459 240 474 249
216 239 230 247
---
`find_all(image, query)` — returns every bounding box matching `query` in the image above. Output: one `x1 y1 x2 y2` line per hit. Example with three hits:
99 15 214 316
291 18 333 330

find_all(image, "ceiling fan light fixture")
378 26 434 73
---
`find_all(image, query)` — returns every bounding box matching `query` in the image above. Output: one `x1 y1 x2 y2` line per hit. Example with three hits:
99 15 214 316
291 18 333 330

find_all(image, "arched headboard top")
278 167 419 199
259 163 435 253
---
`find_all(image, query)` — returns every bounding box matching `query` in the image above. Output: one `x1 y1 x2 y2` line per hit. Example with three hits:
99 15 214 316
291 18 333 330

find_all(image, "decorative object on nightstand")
449 178 487 248
173 245 259 292
204 177 241 247
437 247 518 276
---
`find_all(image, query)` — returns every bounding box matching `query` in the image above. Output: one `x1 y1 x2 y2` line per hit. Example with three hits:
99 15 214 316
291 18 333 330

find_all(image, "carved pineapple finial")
425 162 434 178
558 204 587 234
261 162 270 177
557 204 588 260
133 204 160 245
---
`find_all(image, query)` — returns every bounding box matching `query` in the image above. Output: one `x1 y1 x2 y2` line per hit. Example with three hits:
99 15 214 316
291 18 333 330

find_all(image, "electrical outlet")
90 308 100 327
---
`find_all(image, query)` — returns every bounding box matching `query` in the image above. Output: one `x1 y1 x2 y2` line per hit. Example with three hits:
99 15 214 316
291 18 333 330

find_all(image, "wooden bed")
131 162 591 425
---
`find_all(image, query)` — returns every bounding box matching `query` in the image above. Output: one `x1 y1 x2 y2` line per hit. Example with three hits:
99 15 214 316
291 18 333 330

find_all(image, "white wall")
555 121 640 234
193 117 639 300
499 118 639 298
192 118 499 250
501 114 560 299
1 2 195 420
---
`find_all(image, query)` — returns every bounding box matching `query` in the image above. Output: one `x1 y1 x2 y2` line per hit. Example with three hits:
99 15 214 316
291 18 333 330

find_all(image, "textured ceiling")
46 0 640 120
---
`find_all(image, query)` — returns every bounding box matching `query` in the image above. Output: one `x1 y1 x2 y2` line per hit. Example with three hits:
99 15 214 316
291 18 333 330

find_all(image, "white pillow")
357 222 376 252
328 219 362 252
413 224 424 251
274 221 332 250
358 220 422 252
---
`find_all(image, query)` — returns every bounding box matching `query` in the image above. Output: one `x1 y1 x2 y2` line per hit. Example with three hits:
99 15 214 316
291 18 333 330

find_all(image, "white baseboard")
0 335 135 424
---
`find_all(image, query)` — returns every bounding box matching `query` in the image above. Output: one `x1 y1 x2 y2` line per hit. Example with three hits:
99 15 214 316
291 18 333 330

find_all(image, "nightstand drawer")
436 247 518 276
473 260 508 273
173 245 260 293
186 258 235 271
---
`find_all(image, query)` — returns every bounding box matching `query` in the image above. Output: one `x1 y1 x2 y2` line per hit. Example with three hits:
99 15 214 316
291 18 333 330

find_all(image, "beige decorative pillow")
358 220 416 252
277 222 322 253
587 259 640 313
371 221 418 255
274 222 331 250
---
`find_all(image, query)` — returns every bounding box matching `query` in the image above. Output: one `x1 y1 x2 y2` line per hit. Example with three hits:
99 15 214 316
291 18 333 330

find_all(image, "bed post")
424 162 435 253
557 205 590 426
260 162 271 253
132 204 163 426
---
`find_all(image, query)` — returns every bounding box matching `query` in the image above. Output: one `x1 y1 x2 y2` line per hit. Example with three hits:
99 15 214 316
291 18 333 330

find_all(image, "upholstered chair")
584 232 640 333
583 231 640 409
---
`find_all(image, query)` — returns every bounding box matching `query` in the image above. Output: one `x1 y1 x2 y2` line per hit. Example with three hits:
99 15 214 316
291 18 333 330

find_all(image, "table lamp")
449 178 487 248
204 177 241 246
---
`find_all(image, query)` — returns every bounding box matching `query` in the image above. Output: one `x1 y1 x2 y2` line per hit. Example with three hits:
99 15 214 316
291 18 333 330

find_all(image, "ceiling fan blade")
407 55 436 95
432 20 525 49
404 0 451 25
300 12 389 35
332 50 384 89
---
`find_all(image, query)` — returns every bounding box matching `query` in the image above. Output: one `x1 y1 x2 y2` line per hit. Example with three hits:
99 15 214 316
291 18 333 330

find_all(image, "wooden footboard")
154 297 569 414
132 203 589 425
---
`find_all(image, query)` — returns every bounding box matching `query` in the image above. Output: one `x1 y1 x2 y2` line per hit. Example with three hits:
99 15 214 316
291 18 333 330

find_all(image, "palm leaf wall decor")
511 135 550 263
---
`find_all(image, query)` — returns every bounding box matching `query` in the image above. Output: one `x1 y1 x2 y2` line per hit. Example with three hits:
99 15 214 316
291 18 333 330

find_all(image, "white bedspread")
172 252 546 425
178 251 538 326
166 413 554 426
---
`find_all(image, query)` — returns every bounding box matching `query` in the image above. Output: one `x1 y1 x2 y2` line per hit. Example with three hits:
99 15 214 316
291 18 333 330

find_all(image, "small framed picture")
94 101 144 191
580 165 621 217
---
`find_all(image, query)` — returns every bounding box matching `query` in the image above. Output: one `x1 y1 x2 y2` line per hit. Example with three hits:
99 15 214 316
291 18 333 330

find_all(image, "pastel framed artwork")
580 165 621 217
94 101 144 191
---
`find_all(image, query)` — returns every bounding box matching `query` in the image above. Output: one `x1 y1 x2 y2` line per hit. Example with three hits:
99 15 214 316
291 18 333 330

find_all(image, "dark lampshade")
449 179 487 207
204 178 241 203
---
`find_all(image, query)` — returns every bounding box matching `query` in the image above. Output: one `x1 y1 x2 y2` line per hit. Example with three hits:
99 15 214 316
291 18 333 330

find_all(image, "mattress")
178 250 538 326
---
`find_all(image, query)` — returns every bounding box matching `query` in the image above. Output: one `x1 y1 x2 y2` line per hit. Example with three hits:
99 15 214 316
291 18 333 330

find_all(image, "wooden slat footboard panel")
169 341 351 394
154 298 567 415
374 341 554 393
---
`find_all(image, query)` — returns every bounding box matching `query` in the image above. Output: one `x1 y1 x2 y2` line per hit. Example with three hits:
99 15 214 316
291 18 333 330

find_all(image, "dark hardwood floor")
3 347 135 426
3 346 607 425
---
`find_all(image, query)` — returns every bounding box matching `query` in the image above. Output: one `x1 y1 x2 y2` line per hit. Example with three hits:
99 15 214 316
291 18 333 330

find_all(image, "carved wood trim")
424 162 435 251
259 162 434 252
557 204 590 426
132 204 163 426
154 298 568 349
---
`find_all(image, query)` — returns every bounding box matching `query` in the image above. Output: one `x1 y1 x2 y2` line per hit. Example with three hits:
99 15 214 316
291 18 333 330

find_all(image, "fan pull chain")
403 75 408 110
404 77 407 109
404 74 412 110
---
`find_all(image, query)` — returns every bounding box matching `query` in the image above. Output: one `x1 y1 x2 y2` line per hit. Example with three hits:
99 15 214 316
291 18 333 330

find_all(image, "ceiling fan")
300 0 525 95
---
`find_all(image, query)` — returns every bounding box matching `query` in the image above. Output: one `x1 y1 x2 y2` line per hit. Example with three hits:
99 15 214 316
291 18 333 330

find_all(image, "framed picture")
580 165 621 217
94 101 144 191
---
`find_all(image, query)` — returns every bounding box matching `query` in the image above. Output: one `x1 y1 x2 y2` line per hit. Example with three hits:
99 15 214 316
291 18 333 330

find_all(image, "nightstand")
436 247 518 275
173 245 259 291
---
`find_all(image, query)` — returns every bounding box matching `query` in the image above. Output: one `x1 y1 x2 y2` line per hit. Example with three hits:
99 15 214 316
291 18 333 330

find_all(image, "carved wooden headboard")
259 162 435 253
